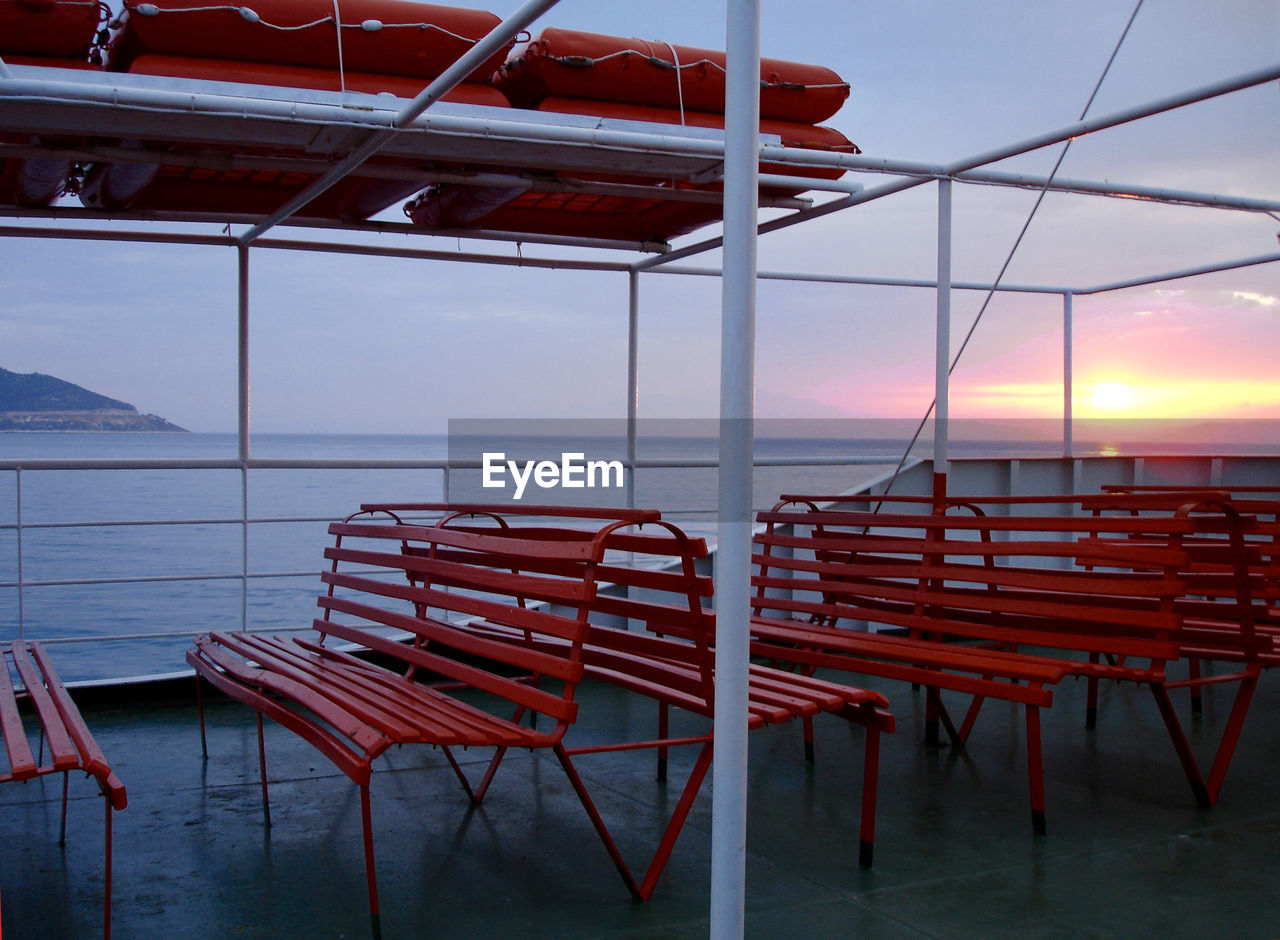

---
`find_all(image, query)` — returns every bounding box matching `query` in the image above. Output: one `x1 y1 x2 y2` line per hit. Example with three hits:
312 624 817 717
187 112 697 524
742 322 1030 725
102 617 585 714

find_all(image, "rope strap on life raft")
539 47 851 92
124 1 492 43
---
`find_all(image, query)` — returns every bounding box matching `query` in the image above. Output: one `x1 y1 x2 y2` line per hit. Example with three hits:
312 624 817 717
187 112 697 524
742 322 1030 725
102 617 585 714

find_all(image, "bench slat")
195 634 391 752
313 619 581 726
752 550 1185 598
750 617 1069 682
27 643 122 794
9 642 82 773
751 568 1184 628
0 648 38 781
330 521 602 561
317 586 585 683
320 570 589 647
325 544 597 606
403 546 716 599
290 637 556 744
214 633 426 741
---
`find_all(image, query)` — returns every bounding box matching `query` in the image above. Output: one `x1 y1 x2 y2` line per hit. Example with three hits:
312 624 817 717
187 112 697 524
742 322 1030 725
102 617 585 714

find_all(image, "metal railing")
0 452 914 683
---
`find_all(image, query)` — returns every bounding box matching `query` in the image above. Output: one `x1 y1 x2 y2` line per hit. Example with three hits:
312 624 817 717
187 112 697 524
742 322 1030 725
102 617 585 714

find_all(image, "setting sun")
1088 381 1135 411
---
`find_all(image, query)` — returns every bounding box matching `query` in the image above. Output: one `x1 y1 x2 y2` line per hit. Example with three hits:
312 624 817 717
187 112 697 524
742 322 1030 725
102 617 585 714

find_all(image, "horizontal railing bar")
0 454 909 473
634 455 904 468
1 570 319 589
0 458 453 471
0 515 345 531
29 625 318 646
653 264 1073 295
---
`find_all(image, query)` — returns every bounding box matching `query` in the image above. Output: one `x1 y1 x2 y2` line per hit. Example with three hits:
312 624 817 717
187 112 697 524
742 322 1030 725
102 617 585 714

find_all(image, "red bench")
747 499 1262 833
1 641 127 939
784 488 1276 716
362 502 895 870
190 504 893 937
1097 485 1280 663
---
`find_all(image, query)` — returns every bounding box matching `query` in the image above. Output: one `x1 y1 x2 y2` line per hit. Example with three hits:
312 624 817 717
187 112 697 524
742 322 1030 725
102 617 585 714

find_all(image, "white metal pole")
712 1 759 937
237 243 251 633
934 178 952 502
627 270 640 510
1063 292 1074 457
238 243 251 462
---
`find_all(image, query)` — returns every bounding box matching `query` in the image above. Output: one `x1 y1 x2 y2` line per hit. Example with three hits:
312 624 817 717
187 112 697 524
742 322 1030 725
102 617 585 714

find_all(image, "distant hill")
0 368 187 432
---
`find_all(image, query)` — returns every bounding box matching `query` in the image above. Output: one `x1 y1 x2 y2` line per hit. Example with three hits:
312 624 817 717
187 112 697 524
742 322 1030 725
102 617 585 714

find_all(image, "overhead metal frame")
2 7 1279 937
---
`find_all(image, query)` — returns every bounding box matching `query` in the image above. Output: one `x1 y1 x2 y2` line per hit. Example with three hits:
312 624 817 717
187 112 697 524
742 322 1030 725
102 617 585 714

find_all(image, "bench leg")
474 745 514 804
956 693 986 746
195 675 208 760
1086 653 1100 729
1149 683 1212 808
360 783 381 940
60 771 70 845
103 790 114 940
554 740 713 901
1026 704 1047 835
256 713 272 828
1204 670 1258 803
924 688 963 749
658 702 669 782
467 703 533 802
859 714 882 868
443 743 522 805
924 687 941 746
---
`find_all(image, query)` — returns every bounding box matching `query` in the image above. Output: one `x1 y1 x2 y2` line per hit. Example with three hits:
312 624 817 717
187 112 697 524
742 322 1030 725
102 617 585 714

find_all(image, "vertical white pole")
934 178 952 503
237 243 251 633
15 469 23 640
712 2 760 938
713 0 760 934
627 271 640 509
1063 291 1074 458
237 243 251 462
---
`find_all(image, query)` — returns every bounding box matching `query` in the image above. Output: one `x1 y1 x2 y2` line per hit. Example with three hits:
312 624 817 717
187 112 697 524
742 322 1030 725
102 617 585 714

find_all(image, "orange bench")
1 641 127 939
361 503 895 870
747 500 1262 833
782 488 1276 717
1096 485 1280 667
190 504 893 938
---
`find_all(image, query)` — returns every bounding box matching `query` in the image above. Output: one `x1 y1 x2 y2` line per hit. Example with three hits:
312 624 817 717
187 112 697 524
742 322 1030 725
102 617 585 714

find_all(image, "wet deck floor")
2 664 1278 938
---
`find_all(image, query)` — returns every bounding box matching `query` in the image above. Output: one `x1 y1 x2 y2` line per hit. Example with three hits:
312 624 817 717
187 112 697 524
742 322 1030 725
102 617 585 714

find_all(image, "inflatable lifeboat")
80 0 512 219
405 27 858 243
494 28 849 124
0 0 103 208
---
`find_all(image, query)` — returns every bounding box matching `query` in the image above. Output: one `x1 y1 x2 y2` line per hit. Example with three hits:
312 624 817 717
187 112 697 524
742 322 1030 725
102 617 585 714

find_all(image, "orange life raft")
404 101 857 243
405 27 858 244
494 27 850 125
0 0 104 207
106 0 508 82
0 0 101 61
81 0 511 218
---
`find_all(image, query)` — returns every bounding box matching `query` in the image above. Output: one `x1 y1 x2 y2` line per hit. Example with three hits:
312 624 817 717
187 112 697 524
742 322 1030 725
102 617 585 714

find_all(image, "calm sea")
2 429 1275 683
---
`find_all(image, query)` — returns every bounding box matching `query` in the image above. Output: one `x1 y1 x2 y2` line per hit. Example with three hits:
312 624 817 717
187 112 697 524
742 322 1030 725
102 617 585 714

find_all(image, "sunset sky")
1 0 1277 434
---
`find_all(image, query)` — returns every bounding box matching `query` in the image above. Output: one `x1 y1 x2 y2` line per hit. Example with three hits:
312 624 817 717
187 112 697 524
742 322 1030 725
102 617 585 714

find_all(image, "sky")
1 0 1278 435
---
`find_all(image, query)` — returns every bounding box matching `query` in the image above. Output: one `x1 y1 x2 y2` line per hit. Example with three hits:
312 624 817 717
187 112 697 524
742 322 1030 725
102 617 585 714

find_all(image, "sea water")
2 429 1275 683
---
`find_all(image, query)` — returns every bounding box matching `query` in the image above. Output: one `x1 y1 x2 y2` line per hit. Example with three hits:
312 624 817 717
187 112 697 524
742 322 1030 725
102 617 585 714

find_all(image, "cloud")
1232 291 1278 309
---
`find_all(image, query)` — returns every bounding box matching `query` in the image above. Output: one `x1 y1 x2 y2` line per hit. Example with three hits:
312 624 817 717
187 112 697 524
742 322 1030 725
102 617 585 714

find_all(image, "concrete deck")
2 663 1278 938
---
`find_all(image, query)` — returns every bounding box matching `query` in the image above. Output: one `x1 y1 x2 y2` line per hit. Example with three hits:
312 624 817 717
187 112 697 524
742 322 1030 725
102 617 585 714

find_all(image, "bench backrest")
773 492 1274 654
751 507 1209 663
336 504 716 723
